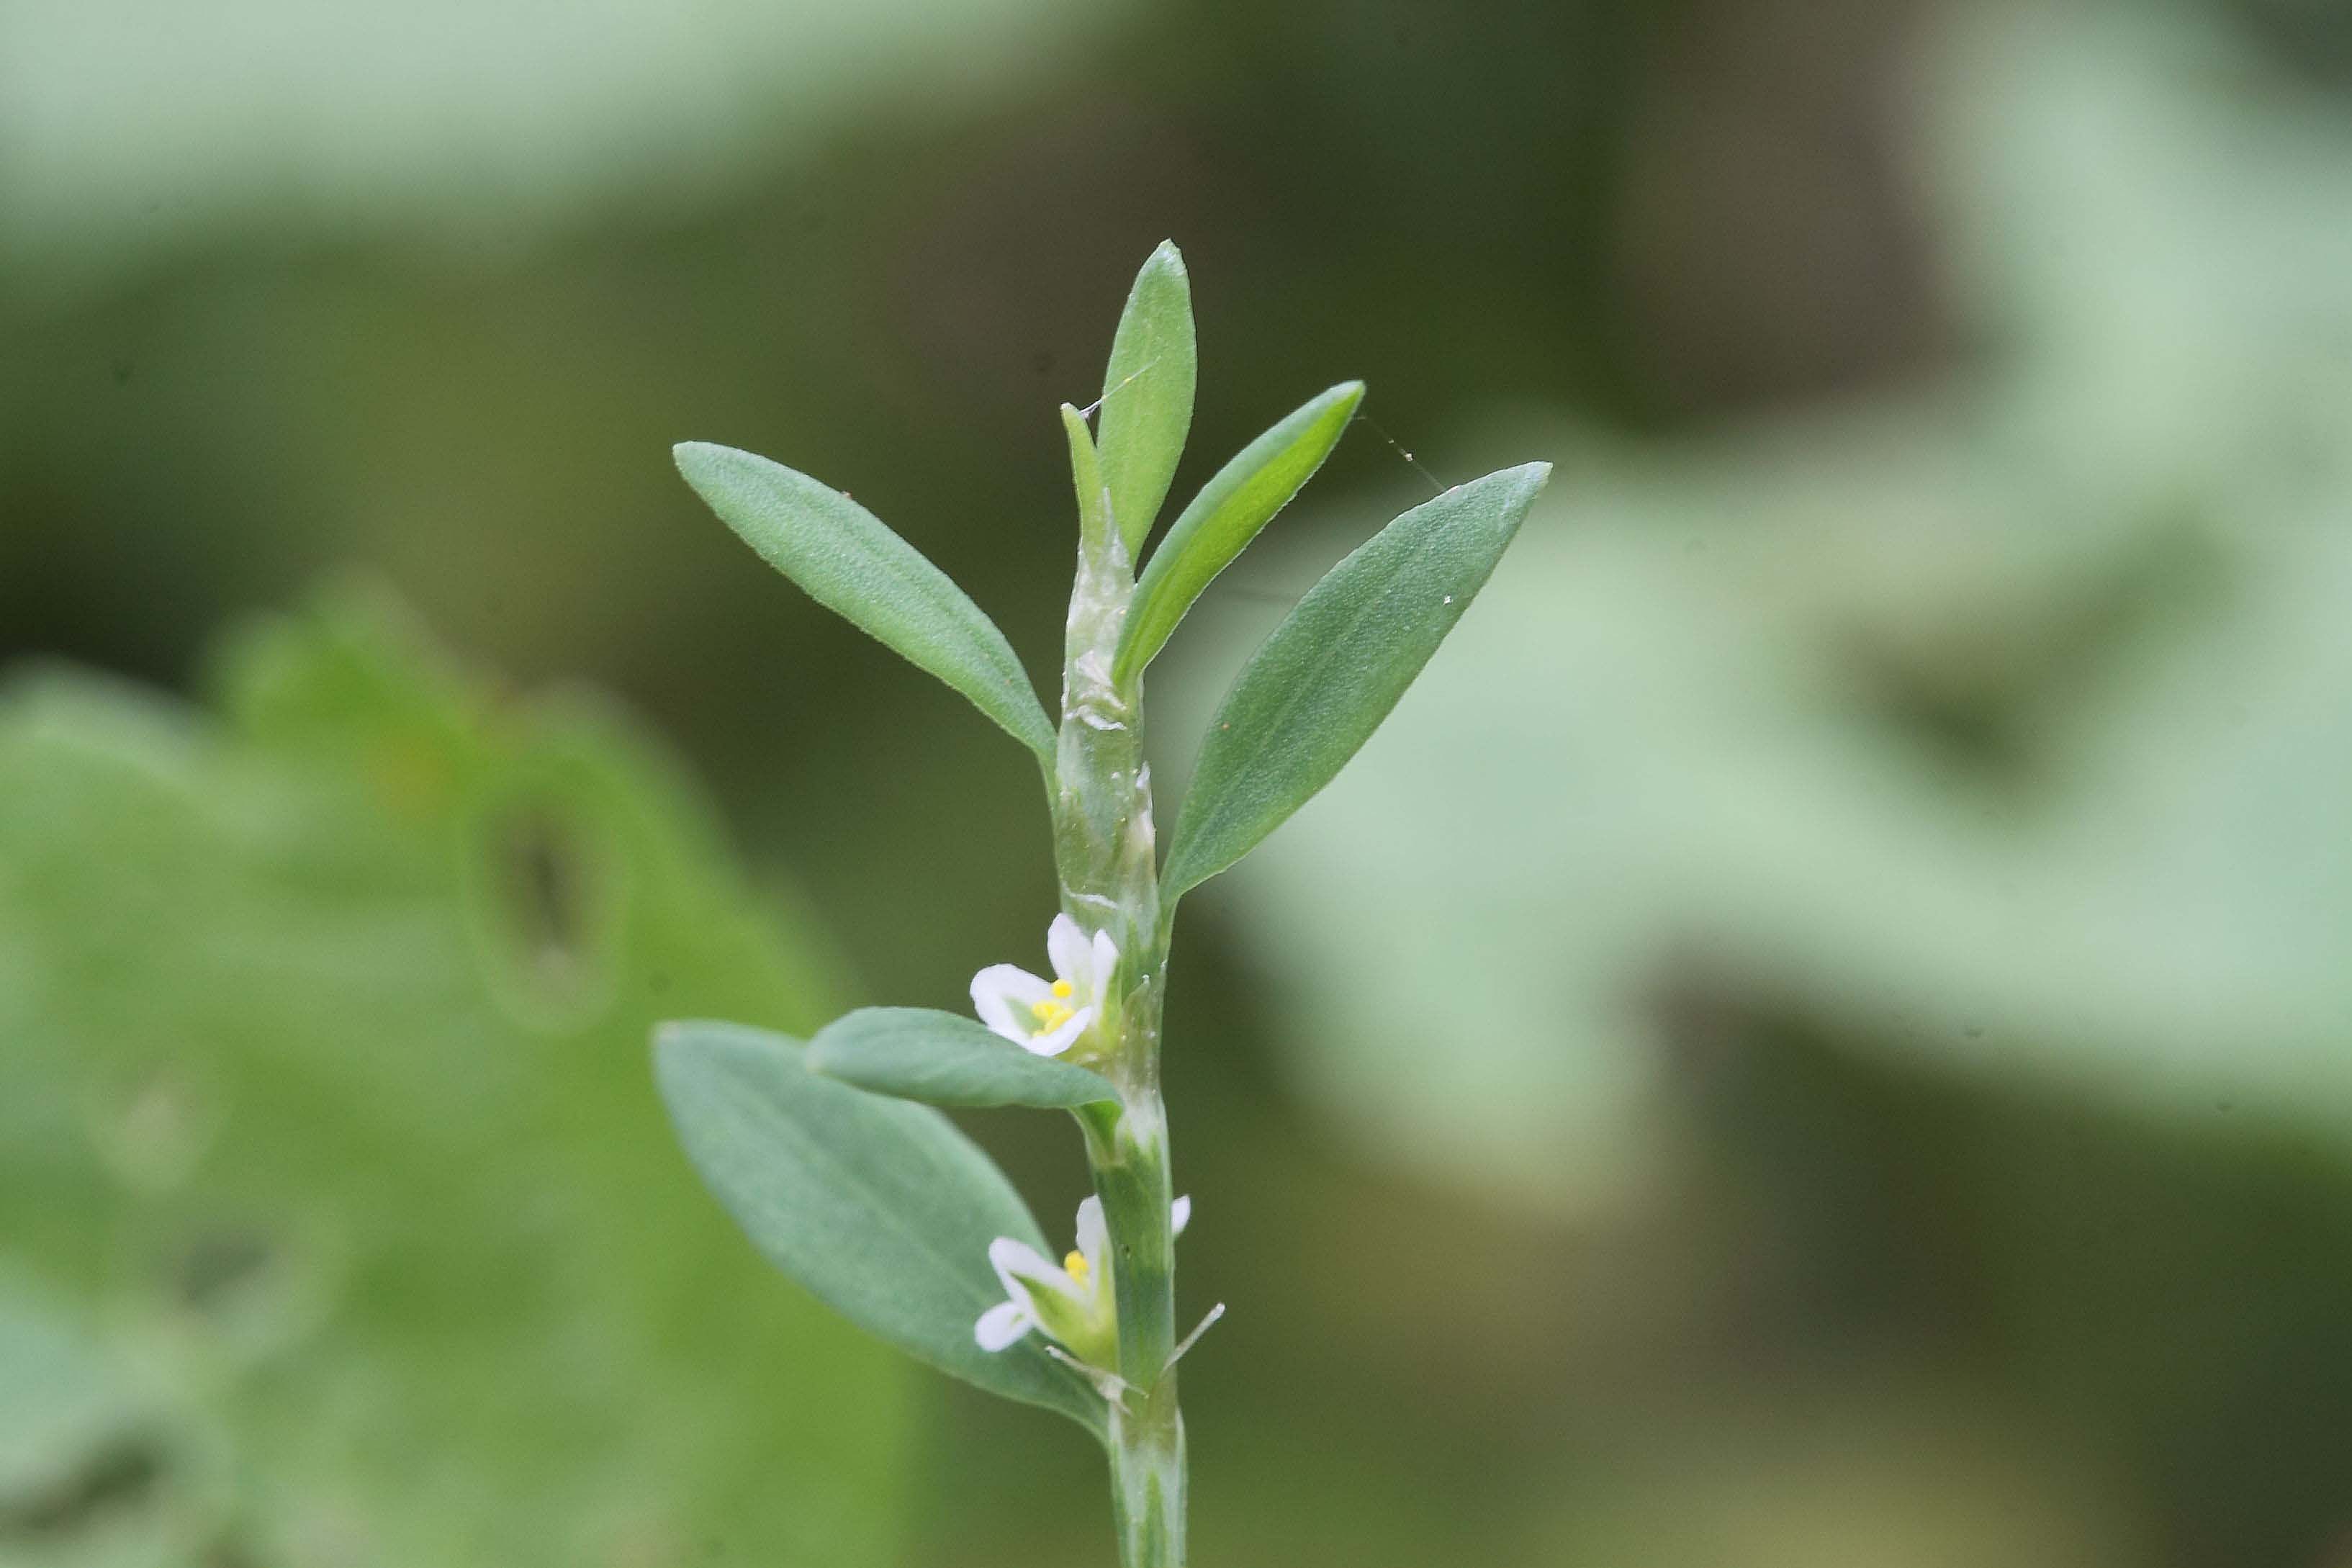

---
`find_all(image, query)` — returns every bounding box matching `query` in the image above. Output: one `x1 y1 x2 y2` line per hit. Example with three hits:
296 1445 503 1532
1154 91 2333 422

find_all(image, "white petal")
971 963 1053 1045
1046 914 1093 991
974 963 1054 1009
1089 929 1121 996
974 1300 1033 1351
1075 1195 1107 1274
989 1236 1085 1307
1171 1194 1191 1237
1024 1004 1094 1058
988 1236 1056 1297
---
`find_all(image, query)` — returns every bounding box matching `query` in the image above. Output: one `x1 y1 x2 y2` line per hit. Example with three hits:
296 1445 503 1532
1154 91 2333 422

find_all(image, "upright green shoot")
658 240 1549 1566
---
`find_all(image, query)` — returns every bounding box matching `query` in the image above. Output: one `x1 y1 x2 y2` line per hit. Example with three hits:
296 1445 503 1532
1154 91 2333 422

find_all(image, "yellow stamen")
1051 978 1074 999
1029 999 1075 1032
1064 1251 1090 1283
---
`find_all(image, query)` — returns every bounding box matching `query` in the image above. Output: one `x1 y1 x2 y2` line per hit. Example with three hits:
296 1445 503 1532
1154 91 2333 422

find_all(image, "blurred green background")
7 0 2352 1563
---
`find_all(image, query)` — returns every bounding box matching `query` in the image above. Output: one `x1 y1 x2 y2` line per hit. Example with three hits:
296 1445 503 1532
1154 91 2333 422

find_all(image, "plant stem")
1105 1361 1186 1568
1054 497 1184 1566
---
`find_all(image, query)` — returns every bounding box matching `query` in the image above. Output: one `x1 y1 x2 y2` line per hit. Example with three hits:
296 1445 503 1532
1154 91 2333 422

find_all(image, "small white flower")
970 914 1119 1057
975 1194 1193 1364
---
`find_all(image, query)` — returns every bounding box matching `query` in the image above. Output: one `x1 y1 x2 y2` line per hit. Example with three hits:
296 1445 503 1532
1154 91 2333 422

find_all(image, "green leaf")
1062 402 1109 552
808 1006 1122 1109
673 441 1055 757
0 587 909 1566
654 1019 1105 1432
1097 240 1197 557
1117 381 1365 684
1162 463 1551 899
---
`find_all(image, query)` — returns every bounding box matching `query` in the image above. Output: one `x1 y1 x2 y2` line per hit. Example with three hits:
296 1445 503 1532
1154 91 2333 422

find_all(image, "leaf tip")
1461 460 1554 518
670 441 736 490
1496 460 1554 502
1311 381 1369 428
1475 462 1553 546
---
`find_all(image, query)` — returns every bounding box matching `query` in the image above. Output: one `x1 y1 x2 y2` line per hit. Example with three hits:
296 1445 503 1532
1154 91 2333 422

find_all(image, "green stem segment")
1053 487 1184 1566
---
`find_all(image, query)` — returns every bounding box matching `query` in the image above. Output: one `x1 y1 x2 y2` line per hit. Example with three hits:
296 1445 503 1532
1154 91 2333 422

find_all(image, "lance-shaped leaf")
654 1020 1104 1432
808 1007 1122 1109
1061 403 1109 552
1116 381 1365 685
674 442 1055 758
1097 241 1197 557
1162 462 1552 899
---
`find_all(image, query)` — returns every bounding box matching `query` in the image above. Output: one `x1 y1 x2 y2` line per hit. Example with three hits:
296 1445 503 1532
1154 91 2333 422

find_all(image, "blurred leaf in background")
1163 0 2352 1216
0 588 906 1567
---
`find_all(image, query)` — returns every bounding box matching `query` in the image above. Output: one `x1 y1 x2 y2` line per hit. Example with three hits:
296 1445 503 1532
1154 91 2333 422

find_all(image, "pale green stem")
1053 495 1184 1567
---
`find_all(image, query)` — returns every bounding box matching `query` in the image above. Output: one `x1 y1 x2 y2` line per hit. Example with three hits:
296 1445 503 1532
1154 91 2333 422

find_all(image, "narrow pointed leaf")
674 442 1055 757
654 1019 1104 1431
1061 403 1109 553
1162 462 1552 899
1116 381 1365 684
1097 241 1197 557
808 1007 1122 1109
